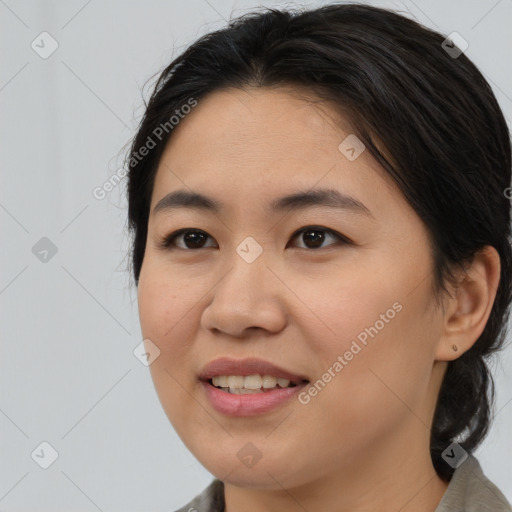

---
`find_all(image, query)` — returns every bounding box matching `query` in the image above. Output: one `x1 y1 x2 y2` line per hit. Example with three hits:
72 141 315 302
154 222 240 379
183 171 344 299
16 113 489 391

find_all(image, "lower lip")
200 380 308 416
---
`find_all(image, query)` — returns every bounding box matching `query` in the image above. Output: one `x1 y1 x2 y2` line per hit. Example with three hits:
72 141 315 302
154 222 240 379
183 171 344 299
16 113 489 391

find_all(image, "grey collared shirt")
174 455 511 512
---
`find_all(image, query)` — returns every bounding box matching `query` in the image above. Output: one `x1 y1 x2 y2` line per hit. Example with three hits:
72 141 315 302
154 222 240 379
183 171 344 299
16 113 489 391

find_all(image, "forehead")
171 86 348 150
150 86 402 218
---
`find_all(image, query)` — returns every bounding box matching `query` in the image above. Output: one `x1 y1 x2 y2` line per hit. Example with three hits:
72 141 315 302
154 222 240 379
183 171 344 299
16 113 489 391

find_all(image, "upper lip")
199 357 309 384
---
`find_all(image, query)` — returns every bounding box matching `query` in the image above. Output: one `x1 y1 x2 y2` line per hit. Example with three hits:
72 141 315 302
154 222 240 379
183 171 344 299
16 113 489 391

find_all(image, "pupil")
304 229 324 248
185 231 206 248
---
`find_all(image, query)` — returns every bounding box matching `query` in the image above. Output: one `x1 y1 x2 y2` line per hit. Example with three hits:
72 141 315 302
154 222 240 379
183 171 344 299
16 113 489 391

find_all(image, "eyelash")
157 226 352 251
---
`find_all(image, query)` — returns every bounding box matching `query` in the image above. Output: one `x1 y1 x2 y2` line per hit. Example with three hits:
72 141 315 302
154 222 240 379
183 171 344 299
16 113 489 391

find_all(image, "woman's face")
137 86 447 488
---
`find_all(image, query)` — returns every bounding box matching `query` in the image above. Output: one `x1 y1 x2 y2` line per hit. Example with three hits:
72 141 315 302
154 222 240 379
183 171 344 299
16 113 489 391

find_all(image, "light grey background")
1 0 511 510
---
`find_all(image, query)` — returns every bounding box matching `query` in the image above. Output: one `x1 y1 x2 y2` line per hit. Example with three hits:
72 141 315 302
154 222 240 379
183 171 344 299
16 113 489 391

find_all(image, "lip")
198 357 310 417
198 357 309 383
200 380 309 416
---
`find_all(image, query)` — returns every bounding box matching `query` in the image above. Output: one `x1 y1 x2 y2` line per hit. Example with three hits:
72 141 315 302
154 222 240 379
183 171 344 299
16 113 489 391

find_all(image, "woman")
125 3 512 511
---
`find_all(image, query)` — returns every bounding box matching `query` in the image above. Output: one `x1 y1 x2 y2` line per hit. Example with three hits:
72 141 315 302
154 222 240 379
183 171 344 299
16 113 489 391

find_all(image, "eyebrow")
153 188 374 218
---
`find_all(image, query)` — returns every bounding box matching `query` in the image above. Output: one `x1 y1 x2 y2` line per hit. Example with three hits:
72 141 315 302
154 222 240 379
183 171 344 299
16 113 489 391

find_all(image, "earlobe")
435 245 501 362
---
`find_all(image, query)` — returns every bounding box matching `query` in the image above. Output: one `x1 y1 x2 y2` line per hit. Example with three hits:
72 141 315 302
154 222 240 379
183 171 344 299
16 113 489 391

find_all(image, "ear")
435 245 501 361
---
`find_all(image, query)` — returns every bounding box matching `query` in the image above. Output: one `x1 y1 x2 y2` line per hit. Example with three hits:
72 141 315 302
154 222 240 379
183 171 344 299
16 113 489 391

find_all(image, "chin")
198 449 311 490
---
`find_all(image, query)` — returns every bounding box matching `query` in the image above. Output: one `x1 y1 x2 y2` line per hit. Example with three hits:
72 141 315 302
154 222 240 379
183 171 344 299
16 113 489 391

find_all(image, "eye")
157 226 351 251
288 226 351 250
158 229 217 250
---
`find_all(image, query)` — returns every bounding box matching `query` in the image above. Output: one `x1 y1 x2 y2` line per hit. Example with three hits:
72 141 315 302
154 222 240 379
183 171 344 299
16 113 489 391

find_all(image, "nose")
200 252 288 338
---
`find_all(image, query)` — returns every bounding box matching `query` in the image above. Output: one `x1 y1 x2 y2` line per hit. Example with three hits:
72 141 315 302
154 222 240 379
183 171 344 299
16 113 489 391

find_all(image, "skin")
137 86 501 512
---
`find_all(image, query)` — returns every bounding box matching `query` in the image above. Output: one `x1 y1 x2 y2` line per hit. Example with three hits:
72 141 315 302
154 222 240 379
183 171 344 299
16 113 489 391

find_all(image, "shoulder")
173 478 225 512
435 454 511 512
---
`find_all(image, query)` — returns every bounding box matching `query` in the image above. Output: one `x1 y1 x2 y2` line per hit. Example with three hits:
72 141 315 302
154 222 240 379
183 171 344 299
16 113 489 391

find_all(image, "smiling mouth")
201 373 310 416
207 376 309 394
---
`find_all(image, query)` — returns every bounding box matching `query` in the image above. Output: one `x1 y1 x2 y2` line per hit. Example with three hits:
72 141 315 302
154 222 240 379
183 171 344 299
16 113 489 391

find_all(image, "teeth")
214 375 229 387
227 376 244 390
244 375 262 389
211 374 293 391
239 388 264 394
262 375 277 388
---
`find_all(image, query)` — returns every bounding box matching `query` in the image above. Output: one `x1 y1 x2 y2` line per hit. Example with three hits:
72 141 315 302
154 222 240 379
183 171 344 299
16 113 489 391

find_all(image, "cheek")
137 263 199 393
299 256 435 409
138 260 196 345
137 276 173 340
137 264 202 429
294 264 398 361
